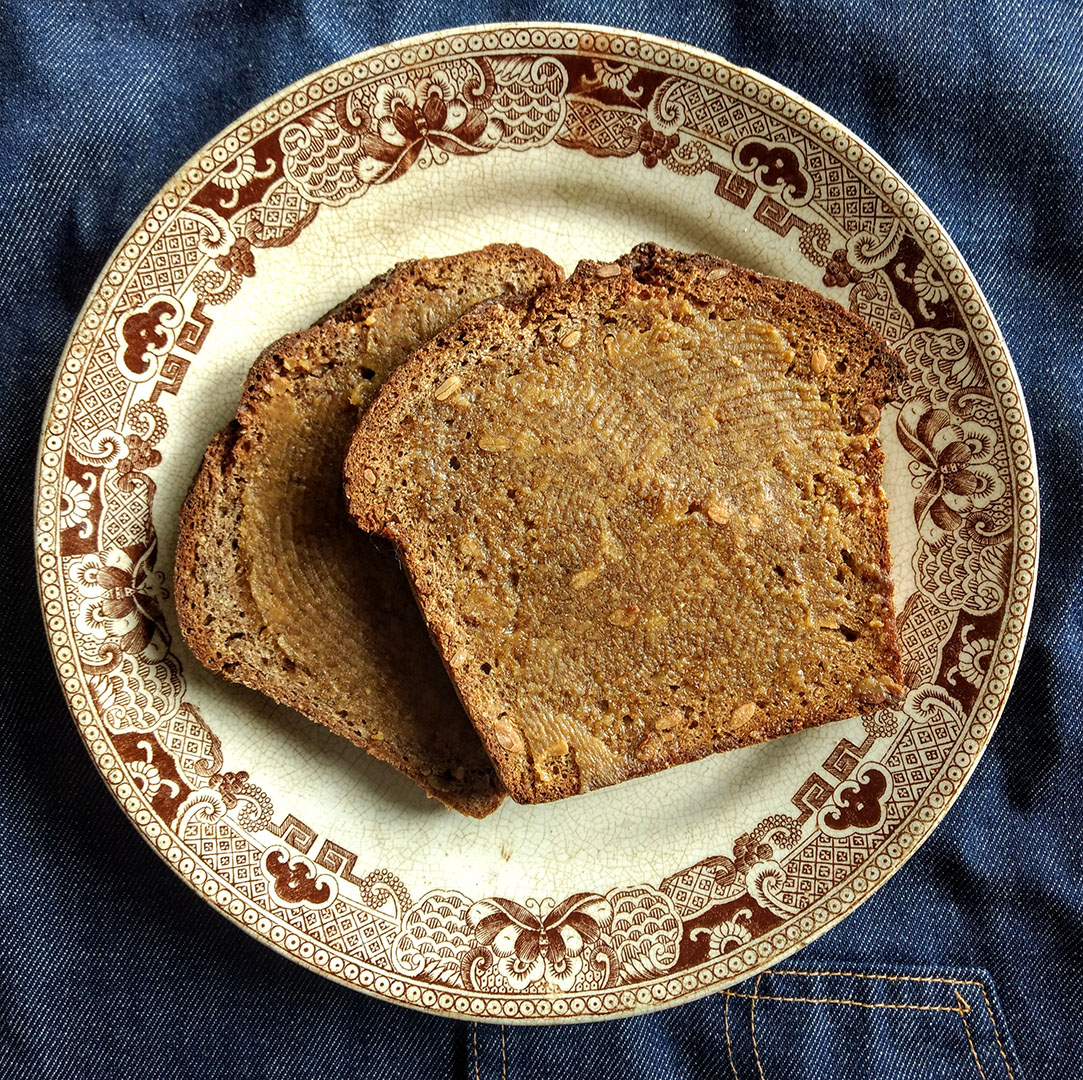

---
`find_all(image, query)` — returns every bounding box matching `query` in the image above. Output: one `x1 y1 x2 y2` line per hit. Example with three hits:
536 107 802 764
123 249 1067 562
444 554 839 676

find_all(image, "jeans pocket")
720 965 1022 1080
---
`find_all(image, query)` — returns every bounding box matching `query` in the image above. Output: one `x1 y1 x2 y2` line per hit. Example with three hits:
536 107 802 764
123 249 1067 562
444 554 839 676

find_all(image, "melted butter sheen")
393 300 896 795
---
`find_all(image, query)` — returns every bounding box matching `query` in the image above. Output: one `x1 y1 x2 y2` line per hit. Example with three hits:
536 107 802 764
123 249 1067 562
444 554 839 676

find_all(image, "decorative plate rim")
34 22 1039 1024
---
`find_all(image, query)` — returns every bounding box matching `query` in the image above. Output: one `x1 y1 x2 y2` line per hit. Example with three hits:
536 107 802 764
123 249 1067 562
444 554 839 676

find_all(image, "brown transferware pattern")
35 25 1037 1023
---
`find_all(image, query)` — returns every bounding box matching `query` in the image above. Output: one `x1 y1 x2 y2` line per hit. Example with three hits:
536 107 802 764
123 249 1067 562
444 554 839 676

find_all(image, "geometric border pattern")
35 23 1038 1023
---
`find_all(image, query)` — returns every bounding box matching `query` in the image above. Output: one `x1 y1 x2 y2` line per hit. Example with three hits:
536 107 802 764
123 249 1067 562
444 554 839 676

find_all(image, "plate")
35 24 1038 1023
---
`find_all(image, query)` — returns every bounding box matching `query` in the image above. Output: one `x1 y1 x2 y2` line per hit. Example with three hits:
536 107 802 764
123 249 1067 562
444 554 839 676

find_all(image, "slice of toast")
344 243 906 804
174 246 563 817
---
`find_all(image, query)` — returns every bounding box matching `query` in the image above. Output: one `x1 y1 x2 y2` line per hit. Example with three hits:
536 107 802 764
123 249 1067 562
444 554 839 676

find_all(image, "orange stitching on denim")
956 991 987 1079
747 970 1015 1077
728 991 962 1012
500 1025 507 1080
978 984 1016 1079
770 968 986 989
473 1022 481 1080
750 973 766 1080
723 990 740 1080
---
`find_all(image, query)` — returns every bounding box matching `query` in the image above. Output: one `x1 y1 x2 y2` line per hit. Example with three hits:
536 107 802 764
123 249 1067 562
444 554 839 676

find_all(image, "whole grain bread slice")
174 245 563 817
344 243 906 804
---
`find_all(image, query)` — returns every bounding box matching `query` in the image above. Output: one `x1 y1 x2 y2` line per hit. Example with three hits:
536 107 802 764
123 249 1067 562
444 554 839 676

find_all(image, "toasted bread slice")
345 243 905 804
175 246 563 816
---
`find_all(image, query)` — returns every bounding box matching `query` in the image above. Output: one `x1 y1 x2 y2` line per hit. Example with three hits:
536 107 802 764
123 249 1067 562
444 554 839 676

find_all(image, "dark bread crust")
619 243 906 420
346 245 906 803
174 246 563 817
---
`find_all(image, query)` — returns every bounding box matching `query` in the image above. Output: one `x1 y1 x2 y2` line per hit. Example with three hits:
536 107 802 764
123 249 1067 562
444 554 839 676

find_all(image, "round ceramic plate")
35 24 1038 1023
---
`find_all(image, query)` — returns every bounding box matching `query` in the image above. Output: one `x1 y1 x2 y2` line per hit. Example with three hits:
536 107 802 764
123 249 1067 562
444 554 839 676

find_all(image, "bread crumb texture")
346 244 905 804
174 245 563 817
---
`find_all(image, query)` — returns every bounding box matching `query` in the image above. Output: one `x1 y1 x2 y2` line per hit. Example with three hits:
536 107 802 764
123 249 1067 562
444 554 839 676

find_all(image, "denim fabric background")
2 2 1079 1077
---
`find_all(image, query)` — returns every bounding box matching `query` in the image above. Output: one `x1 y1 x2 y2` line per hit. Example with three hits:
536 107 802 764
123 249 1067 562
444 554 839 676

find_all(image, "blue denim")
2 2 1079 1077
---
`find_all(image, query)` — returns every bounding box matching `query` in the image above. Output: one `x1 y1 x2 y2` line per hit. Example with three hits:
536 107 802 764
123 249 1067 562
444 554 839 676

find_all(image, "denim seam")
730 991 970 1011
473 1022 481 1080
500 1024 508 1080
770 969 988 988
773 969 1014 1077
750 973 765 1080
978 984 1016 1080
956 991 988 1080
733 969 1014 1080
723 990 740 1080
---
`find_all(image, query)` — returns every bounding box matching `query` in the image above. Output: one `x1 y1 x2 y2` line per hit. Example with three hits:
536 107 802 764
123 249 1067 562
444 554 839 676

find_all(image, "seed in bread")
344 243 905 804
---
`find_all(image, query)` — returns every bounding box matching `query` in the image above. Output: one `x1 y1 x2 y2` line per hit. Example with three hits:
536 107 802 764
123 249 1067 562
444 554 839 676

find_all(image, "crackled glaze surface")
35 24 1037 1023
